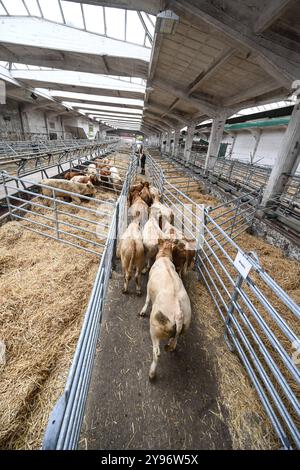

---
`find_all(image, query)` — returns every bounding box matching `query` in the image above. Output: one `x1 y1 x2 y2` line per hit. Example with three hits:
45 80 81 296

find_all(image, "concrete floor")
79 263 232 450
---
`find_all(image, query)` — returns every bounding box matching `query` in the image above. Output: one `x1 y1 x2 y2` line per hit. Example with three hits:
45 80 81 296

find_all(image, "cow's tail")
128 240 136 274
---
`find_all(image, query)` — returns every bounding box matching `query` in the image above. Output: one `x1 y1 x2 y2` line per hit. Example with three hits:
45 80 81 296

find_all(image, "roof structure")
0 0 299 134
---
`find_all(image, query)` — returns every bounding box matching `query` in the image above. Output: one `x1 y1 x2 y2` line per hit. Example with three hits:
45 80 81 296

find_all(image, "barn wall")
0 98 23 135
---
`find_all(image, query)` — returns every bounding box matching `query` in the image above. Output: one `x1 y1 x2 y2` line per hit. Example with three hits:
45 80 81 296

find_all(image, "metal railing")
147 153 300 450
42 154 138 449
0 140 119 179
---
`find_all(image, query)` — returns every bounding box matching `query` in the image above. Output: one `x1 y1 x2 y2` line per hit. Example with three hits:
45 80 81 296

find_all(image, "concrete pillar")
173 128 181 157
262 103 300 206
204 112 227 170
184 123 196 163
165 131 172 154
160 132 166 153
249 129 262 164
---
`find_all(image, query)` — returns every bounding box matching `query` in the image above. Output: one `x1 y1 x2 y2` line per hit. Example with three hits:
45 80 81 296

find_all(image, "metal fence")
0 140 118 179
147 153 300 450
42 154 138 449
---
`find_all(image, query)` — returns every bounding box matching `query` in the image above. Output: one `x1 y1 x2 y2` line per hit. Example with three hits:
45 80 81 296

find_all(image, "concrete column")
173 129 181 157
204 112 227 170
160 132 166 153
262 102 300 206
165 131 172 154
249 129 262 164
184 123 196 163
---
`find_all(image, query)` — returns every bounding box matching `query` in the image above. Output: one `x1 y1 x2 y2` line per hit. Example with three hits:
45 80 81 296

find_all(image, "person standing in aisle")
140 151 146 175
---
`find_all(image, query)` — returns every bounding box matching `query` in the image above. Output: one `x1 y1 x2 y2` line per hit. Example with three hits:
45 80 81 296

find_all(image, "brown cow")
64 170 85 180
140 182 153 207
118 213 144 295
172 238 197 278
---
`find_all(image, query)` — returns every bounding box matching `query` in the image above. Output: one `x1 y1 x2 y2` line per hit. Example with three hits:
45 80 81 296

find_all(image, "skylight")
0 1 156 48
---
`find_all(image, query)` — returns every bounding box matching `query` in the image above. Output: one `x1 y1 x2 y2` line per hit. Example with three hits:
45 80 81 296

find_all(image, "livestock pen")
0 149 135 449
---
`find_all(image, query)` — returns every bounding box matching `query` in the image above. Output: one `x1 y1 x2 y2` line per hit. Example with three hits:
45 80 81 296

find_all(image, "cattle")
142 215 165 272
139 239 191 380
86 163 97 176
128 190 149 228
140 182 153 207
150 195 175 229
172 238 197 278
128 182 145 206
40 178 96 204
70 175 92 184
110 166 122 191
64 170 85 180
118 213 144 295
149 185 160 200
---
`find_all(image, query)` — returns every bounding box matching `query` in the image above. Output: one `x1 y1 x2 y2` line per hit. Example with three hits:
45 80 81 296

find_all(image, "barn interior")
0 0 299 452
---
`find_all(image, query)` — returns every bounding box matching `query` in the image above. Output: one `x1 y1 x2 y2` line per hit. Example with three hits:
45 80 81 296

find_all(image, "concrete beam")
254 0 294 33
204 111 227 171
62 0 162 15
188 47 236 93
152 78 219 117
173 0 300 88
0 16 150 78
11 70 145 99
262 103 300 206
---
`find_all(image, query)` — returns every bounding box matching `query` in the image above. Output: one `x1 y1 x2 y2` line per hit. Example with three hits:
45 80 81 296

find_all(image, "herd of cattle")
40 158 122 203
118 180 196 380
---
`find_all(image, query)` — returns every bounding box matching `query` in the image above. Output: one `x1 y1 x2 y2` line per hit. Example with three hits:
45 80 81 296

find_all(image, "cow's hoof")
141 268 148 274
122 289 128 294
149 371 156 381
136 291 142 296
139 310 146 316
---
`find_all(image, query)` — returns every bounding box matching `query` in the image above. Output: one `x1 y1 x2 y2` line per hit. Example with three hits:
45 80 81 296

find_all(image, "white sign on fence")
234 251 252 279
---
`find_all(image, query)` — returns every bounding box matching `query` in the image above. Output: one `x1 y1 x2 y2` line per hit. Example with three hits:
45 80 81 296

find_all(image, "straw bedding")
0 152 128 449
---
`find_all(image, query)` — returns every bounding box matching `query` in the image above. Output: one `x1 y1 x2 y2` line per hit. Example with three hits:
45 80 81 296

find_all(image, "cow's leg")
149 325 160 380
135 268 142 296
140 289 150 316
123 269 131 294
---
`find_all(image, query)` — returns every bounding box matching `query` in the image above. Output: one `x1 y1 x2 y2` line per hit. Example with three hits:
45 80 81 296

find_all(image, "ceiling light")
155 10 179 35
30 92 38 101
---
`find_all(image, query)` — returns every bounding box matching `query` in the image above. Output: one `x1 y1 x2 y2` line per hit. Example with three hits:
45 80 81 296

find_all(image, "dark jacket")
141 153 146 166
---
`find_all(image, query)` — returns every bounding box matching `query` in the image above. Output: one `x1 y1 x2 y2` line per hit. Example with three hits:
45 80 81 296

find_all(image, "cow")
140 181 153 207
70 175 92 184
109 166 122 191
128 190 149 228
64 170 85 180
149 185 160 200
40 178 96 204
172 238 197 278
139 239 191 380
118 213 144 295
142 214 165 272
128 182 145 206
86 163 97 176
150 195 175 229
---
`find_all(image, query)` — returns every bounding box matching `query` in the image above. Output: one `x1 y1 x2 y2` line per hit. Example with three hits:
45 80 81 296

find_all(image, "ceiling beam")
151 77 219 117
188 47 236 94
61 0 162 15
253 0 295 33
173 0 300 88
146 104 188 124
223 80 281 107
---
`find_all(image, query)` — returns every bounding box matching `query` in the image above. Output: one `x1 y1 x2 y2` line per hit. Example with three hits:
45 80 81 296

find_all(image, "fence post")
1 171 13 221
52 189 60 240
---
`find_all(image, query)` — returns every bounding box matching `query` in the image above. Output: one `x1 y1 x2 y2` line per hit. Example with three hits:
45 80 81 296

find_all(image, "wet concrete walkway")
80 263 232 450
